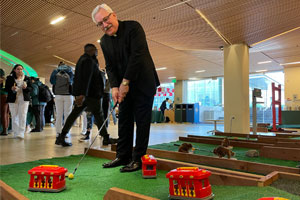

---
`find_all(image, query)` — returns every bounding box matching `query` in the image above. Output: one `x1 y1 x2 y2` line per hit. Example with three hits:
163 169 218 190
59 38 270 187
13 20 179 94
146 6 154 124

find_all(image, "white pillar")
224 44 250 134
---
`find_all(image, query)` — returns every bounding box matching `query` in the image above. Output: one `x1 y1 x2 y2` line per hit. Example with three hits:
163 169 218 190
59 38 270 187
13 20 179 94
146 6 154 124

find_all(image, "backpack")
38 84 52 103
53 70 71 95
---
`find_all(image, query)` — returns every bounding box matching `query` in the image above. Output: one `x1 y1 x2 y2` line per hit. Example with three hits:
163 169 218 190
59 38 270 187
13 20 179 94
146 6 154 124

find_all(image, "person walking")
55 43 116 147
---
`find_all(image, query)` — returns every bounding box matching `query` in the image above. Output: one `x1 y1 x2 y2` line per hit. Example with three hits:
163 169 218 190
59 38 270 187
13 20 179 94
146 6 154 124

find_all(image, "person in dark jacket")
5 64 32 139
92 4 160 172
0 68 9 136
30 77 47 132
55 43 116 147
160 98 169 116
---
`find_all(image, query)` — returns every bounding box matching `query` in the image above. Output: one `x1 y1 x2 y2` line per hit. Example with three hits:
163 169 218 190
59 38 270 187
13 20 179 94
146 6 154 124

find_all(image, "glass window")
153 83 174 110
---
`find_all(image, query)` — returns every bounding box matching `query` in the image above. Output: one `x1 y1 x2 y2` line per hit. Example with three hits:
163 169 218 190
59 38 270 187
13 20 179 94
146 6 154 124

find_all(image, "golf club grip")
112 102 118 110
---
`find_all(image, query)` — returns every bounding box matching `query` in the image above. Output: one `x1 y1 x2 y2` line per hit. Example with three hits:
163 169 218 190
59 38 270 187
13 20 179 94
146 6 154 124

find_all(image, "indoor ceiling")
1 0 300 85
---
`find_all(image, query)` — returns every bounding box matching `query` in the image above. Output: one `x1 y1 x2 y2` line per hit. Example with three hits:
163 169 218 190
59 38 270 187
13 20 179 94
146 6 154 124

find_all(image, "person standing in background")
50 62 74 140
5 64 32 139
30 77 47 132
0 69 9 136
160 98 169 117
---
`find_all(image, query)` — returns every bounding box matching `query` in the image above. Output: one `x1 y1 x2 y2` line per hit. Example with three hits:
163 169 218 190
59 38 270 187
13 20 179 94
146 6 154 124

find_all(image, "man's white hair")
91 4 113 24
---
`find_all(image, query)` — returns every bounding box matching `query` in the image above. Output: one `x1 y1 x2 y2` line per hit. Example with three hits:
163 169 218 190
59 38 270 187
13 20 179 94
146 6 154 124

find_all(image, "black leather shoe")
55 134 72 147
102 158 131 168
31 129 42 132
55 137 61 145
102 137 118 145
120 161 142 173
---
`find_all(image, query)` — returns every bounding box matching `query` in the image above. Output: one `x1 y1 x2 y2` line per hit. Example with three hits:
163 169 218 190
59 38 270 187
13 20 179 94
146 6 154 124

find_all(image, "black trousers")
102 93 110 128
116 89 154 162
61 97 108 137
32 105 44 131
44 100 54 123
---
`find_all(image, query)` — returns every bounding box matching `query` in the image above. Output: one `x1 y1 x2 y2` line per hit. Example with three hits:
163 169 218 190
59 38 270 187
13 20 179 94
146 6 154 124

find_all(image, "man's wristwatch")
122 81 129 86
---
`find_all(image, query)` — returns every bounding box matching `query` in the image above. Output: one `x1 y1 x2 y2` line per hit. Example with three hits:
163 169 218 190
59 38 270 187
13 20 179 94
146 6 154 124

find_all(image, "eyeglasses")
96 13 112 27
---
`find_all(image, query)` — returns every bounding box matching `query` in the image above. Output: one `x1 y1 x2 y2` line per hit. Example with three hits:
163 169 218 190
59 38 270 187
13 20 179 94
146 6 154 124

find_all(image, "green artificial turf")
149 141 298 168
1 155 300 200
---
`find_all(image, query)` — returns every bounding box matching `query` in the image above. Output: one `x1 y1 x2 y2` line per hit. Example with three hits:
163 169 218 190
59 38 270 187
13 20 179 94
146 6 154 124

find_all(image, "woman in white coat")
5 64 32 139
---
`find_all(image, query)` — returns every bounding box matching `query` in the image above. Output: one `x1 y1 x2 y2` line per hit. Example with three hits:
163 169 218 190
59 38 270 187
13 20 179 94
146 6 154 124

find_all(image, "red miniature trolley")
28 165 68 192
166 167 214 200
141 154 157 178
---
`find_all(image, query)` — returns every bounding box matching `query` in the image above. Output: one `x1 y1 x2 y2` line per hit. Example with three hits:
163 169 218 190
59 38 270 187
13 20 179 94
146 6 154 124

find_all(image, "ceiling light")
251 26 300 47
53 55 76 65
161 0 192 11
256 69 267 73
97 39 101 43
50 16 65 25
258 61 272 64
156 67 167 71
195 70 205 73
189 77 198 80
280 61 300 66
168 77 176 79
10 32 19 37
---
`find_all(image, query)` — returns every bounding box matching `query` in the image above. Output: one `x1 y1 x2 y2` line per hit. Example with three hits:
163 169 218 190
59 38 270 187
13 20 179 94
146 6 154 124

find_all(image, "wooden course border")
188 134 300 148
110 144 300 175
260 146 300 161
180 136 300 161
215 132 300 138
179 136 271 149
0 180 29 200
104 187 159 200
86 148 299 187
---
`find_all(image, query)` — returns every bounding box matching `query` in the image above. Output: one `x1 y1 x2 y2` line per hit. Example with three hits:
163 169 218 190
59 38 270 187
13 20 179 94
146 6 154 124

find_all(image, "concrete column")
224 44 250 134
174 80 184 104
284 66 300 110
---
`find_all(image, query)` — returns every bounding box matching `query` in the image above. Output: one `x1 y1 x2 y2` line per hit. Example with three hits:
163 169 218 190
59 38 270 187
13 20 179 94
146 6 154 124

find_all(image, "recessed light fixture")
53 55 76 65
189 77 198 80
161 0 192 11
156 67 167 71
10 32 19 37
256 69 267 73
195 70 205 73
97 39 101 43
258 61 272 64
50 16 65 25
280 61 300 66
168 77 176 79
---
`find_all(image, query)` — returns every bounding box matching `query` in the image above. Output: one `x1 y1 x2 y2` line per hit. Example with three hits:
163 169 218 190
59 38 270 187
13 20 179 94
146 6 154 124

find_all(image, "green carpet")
1 155 300 200
149 141 299 168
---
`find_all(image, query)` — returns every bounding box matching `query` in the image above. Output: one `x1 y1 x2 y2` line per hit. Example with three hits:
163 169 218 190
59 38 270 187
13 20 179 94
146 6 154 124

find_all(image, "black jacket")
72 53 104 99
5 74 32 103
100 20 160 96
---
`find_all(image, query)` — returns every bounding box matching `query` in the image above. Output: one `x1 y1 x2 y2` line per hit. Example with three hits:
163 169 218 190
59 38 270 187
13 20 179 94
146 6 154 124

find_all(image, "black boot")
0 128 8 136
56 133 72 147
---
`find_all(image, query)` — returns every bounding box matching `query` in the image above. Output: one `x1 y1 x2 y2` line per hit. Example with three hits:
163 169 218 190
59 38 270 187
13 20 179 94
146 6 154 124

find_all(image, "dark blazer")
100 20 160 97
72 53 104 99
5 74 32 103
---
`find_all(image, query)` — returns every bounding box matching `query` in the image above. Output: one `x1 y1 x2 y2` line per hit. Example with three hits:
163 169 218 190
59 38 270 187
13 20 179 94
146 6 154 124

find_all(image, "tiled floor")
0 122 222 165
1 122 299 166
